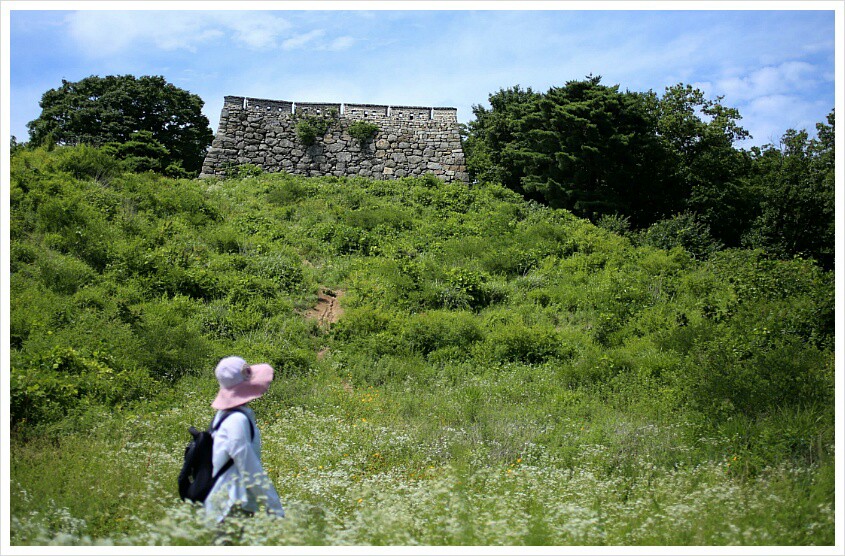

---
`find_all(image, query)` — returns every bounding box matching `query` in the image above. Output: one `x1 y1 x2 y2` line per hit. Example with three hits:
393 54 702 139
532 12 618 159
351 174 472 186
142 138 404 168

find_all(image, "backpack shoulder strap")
206 409 256 485
211 408 255 440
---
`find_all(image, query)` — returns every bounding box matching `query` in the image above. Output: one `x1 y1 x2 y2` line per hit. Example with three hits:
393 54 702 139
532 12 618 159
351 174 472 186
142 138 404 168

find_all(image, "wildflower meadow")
7 146 836 547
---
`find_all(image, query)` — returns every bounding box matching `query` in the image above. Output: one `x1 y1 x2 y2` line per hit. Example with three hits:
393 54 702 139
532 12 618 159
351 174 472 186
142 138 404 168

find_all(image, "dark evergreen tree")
465 77 680 226
464 85 542 192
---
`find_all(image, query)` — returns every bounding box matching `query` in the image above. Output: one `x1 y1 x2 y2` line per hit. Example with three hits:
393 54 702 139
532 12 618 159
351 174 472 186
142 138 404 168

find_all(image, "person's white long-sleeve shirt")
204 406 285 522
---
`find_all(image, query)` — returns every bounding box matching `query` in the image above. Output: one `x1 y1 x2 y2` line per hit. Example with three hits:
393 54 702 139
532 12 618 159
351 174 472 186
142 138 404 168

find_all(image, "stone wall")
200 96 468 183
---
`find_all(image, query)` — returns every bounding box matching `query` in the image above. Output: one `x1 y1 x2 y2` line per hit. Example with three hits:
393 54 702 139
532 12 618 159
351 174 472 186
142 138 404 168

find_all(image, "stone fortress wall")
200 96 469 183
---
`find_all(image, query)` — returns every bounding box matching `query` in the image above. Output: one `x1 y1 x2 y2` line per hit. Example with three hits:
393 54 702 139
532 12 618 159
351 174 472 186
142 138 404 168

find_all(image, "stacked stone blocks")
201 96 468 183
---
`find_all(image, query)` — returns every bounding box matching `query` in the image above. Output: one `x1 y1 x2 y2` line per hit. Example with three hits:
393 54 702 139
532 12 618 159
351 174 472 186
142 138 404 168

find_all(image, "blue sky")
6 4 838 149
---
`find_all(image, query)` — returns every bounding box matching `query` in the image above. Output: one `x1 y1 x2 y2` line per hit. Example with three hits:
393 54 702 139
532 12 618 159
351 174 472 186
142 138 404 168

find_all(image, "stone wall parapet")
201 95 468 183
226 96 459 121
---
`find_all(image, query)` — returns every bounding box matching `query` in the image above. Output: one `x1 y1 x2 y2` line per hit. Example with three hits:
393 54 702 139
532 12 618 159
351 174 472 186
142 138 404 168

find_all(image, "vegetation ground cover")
8 146 835 546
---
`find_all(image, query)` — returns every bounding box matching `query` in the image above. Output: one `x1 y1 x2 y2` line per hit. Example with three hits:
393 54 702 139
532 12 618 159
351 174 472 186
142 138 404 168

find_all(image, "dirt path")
307 288 344 361
306 287 345 328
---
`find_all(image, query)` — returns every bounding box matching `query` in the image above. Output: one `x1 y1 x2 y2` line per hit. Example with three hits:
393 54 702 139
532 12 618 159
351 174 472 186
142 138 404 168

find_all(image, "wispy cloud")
65 12 224 54
326 36 355 52
737 93 830 146
715 61 821 102
282 29 325 50
64 11 295 55
9 9 835 148
217 12 292 50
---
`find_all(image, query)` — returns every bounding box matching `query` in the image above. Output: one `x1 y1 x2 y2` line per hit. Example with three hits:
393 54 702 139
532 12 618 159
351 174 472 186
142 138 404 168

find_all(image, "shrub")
681 330 833 420
596 213 632 236
208 223 247 254
347 120 380 146
440 268 491 310
244 251 306 293
102 131 169 173
55 145 123 183
222 163 263 179
400 311 484 355
479 322 572 364
296 115 334 146
482 246 542 277
10 346 156 427
639 212 723 260
132 296 211 381
266 178 307 206
36 250 97 295
344 206 412 232
331 306 404 358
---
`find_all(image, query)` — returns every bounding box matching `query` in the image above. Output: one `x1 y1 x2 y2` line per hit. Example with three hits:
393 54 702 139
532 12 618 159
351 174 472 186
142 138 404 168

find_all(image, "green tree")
743 111 835 269
27 75 213 174
464 85 542 188
465 77 679 226
10 135 27 155
657 84 754 246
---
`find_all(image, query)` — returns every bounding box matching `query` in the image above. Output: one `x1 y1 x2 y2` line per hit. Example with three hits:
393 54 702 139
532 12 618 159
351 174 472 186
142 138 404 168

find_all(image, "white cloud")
64 11 293 56
211 12 291 50
735 94 828 147
282 29 325 51
326 36 355 52
66 12 218 54
714 61 820 102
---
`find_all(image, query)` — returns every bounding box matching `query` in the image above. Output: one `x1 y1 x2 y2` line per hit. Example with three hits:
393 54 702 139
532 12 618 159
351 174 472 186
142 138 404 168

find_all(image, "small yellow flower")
362 417 367 422
357 498 363 504
319 465 323 469
517 458 522 463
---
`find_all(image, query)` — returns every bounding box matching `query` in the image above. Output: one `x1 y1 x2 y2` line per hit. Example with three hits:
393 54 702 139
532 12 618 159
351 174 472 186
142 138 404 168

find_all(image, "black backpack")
178 408 255 503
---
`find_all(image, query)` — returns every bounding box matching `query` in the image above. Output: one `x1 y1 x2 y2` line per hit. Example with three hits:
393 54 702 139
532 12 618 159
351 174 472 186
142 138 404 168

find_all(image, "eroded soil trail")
307 288 345 360
307 288 345 326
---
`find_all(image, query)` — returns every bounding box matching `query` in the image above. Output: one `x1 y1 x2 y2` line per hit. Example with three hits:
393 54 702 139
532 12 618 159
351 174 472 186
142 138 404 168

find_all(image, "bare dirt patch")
306 287 345 329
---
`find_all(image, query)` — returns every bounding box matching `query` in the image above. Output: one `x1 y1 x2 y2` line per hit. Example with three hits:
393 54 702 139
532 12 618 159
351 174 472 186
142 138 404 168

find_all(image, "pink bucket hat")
212 356 274 410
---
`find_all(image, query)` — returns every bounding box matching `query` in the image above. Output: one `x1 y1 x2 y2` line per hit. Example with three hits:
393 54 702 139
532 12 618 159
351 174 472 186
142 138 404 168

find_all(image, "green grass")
8 145 836 546
9 369 835 545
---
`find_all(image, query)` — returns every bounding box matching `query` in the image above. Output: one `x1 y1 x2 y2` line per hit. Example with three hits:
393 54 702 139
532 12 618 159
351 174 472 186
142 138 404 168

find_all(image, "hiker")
205 355 285 522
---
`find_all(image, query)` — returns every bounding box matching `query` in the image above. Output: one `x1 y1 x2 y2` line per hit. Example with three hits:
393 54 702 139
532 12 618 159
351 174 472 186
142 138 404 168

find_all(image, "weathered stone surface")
200 96 467 183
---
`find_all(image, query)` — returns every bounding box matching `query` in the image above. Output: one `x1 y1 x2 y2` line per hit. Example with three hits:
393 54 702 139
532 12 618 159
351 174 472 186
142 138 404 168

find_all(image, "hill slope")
8 146 835 545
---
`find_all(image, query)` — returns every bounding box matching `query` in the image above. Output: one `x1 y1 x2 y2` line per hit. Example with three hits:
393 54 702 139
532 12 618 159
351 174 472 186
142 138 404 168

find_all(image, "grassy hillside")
8 146 835 545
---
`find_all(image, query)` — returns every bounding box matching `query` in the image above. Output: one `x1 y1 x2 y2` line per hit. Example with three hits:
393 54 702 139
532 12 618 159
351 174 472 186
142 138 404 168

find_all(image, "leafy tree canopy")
27 74 213 174
464 78 834 268
742 110 835 269
466 77 691 227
